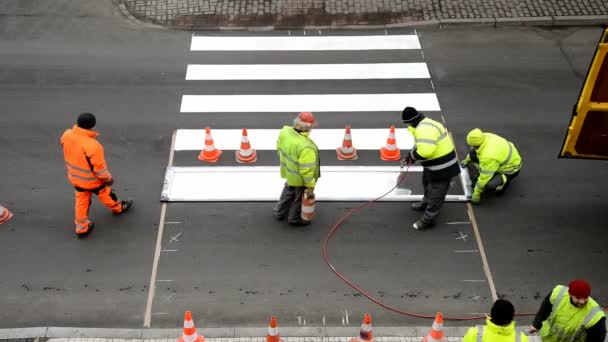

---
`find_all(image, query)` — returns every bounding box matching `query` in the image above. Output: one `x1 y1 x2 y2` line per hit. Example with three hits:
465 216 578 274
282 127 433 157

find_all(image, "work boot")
410 202 427 211
76 222 95 239
114 200 134 215
288 219 311 227
412 220 434 230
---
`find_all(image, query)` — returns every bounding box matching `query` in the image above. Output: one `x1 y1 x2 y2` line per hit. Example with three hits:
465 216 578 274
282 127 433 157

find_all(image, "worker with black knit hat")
528 280 606 342
462 299 530 342
400 106 460 230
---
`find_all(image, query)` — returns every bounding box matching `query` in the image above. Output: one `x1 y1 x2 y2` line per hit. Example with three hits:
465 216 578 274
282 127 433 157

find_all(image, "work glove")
471 193 480 205
459 160 469 168
105 177 114 186
401 153 415 168
305 188 315 198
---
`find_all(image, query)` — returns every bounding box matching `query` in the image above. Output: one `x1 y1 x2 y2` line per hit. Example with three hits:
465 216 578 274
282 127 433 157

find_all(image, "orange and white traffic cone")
235 128 257 163
198 127 222 162
266 316 283 342
177 311 205 342
349 313 374 342
380 125 400 161
422 312 446 342
0 205 13 225
337 125 358 160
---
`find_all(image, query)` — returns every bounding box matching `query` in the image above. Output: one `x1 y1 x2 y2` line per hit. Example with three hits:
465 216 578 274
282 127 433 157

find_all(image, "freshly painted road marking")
190 35 421 51
174 128 416 151
185 63 430 80
161 166 471 202
180 93 440 112
144 131 176 328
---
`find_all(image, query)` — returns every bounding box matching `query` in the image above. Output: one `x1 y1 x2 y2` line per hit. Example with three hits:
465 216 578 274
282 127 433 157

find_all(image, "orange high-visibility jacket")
61 125 112 189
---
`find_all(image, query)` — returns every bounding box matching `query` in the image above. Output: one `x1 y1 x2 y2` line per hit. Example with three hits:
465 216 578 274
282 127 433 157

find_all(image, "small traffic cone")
198 127 222 162
178 311 205 342
337 125 358 160
235 128 257 163
266 316 283 342
349 313 374 342
422 312 446 342
380 125 400 161
0 205 13 225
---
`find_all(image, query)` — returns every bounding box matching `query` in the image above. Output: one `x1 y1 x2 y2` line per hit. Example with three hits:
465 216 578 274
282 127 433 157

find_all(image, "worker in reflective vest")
528 280 606 342
274 112 320 227
462 299 530 342
61 113 133 238
401 107 461 230
460 129 522 204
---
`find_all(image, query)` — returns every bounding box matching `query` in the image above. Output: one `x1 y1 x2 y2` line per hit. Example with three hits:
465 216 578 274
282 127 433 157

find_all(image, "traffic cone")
0 205 13 225
198 127 222 162
349 313 374 342
336 125 358 160
235 128 257 163
177 311 205 342
380 125 400 161
266 316 283 342
422 312 446 342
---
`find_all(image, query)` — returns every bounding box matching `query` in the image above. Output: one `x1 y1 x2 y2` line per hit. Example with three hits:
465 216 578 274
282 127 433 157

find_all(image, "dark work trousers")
273 183 305 224
466 163 520 193
420 172 452 225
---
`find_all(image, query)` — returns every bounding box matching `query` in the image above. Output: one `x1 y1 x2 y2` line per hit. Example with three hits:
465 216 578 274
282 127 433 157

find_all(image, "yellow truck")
559 27 608 159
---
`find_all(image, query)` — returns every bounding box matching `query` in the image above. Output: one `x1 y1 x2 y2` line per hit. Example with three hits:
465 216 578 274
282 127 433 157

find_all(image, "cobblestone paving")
121 0 608 28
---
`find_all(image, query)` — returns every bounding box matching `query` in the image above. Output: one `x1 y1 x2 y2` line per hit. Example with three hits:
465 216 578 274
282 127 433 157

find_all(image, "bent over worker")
273 112 320 227
462 299 529 342
61 113 133 238
528 280 606 342
461 128 522 204
401 107 460 230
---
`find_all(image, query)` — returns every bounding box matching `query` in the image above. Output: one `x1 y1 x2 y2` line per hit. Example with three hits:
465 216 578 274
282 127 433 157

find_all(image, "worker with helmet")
274 112 320 226
401 107 460 230
61 113 133 238
461 128 522 204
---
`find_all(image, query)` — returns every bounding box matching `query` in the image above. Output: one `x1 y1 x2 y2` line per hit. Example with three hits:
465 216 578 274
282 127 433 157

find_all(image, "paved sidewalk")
117 0 608 29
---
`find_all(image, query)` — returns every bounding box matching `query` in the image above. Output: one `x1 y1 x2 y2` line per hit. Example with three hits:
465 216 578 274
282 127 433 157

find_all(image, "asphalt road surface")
0 0 606 329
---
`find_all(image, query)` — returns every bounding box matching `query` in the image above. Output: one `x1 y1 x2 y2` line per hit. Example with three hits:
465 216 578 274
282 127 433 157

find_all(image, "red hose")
321 163 535 321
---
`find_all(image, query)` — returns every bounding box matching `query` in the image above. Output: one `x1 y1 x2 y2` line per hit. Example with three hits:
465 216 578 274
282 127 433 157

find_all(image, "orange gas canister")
301 192 316 221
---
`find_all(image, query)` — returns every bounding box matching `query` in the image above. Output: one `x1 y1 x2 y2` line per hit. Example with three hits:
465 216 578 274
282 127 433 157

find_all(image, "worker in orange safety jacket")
60 113 133 238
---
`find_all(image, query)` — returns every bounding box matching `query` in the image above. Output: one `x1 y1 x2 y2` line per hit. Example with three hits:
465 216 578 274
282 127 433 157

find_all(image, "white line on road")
456 232 468 242
462 280 486 282
174 128 416 151
447 221 471 225
180 93 441 113
186 63 430 80
169 232 182 243
156 280 175 282
143 130 176 328
453 250 479 253
165 221 182 224
161 249 178 252
190 35 421 51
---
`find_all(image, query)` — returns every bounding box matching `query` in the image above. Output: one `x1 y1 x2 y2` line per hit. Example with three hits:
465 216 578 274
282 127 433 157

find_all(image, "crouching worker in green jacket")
461 128 522 204
462 299 530 342
273 112 320 227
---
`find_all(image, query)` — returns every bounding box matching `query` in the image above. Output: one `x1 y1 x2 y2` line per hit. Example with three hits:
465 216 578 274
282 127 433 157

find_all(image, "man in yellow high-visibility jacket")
528 280 606 342
401 107 461 230
461 128 522 204
462 299 530 342
274 112 320 227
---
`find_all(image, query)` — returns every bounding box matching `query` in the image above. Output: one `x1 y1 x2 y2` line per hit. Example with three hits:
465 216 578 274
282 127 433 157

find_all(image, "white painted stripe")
180 94 440 112
161 166 469 202
174 128 416 151
185 63 430 80
190 35 421 51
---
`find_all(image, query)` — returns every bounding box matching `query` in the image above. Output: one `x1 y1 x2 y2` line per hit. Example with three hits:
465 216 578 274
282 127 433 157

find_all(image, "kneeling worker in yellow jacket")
462 299 529 342
461 128 522 204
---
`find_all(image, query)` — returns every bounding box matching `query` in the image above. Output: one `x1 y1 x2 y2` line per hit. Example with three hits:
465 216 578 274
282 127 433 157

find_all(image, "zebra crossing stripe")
174 128 415 151
180 93 440 113
190 35 421 51
185 63 430 80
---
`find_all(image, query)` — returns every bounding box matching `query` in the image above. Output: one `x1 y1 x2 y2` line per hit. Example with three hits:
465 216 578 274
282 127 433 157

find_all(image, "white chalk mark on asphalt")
472 296 481 300
456 232 468 242
323 315 326 326
164 293 176 302
342 317 345 325
454 250 479 253
170 232 182 243
448 221 471 225
144 130 176 328
298 316 301 325
462 280 486 282
345 309 349 325
152 312 169 315
161 249 178 252
156 280 175 282
165 221 182 224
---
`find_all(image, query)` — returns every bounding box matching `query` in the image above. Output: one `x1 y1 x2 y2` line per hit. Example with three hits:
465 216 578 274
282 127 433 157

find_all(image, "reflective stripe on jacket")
539 285 606 342
276 126 320 188
462 319 529 342
61 125 112 189
472 132 522 196
409 118 460 180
